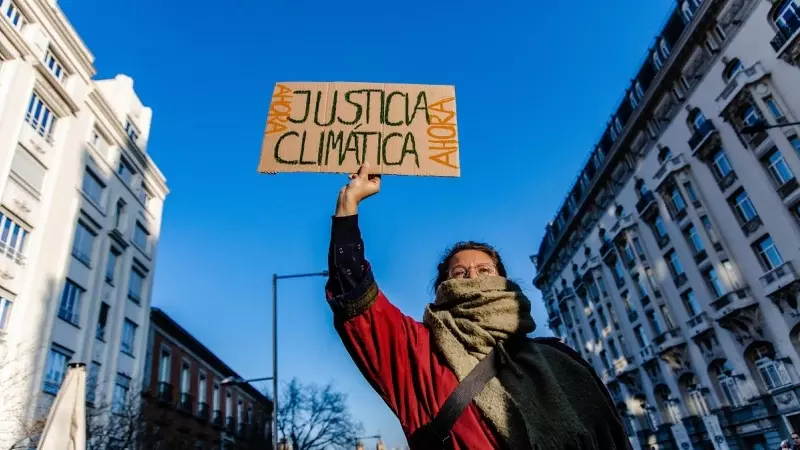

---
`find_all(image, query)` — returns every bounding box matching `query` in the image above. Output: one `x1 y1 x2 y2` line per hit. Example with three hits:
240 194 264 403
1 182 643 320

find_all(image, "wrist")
335 195 359 217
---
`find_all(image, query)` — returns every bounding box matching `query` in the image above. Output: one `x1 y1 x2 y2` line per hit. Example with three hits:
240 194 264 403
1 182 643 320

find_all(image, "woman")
326 163 631 450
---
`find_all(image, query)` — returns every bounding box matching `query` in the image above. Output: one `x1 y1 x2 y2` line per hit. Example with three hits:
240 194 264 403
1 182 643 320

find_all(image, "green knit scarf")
423 276 625 450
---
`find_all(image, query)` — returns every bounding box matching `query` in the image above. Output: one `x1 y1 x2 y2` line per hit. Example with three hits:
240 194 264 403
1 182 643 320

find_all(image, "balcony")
771 14 800 56
693 249 708 264
717 171 738 192
686 312 711 337
636 191 658 221
710 288 756 320
673 273 688 289
226 417 236 434
777 178 800 200
156 382 173 405
638 344 656 364
760 261 799 298
179 393 194 414
688 120 719 158
741 216 763 238
653 329 684 353
601 241 617 264
654 155 689 188
717 62 769 110
197 402 210 422
211 410 223 428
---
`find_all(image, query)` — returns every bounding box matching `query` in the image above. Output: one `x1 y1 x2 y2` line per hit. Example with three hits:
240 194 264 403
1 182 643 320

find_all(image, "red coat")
334 289 501 449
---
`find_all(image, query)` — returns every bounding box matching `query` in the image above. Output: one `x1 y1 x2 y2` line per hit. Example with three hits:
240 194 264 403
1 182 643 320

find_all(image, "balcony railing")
688 120 717 153
687 312 711 337
156 382 173 404
654 155 688 187
636 192 658 219
179 393 194 413
226 417 236 433
777 178 799 200
212 410 223 428
760 261 798 297
771 13 800 52
197 402 210 422
717 171 738 192
741 216 763 237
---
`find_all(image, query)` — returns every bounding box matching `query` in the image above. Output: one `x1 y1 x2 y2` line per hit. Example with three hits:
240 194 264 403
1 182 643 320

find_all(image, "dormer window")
4 1 27 31
682 1 694 22
659 39 671 59
722 58 744 82
44 48 67 84
688 109 707 132
125 120 139 145
653 52 663 71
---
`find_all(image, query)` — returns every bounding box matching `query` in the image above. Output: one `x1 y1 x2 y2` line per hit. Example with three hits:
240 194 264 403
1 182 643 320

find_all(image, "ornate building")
533 0 800 449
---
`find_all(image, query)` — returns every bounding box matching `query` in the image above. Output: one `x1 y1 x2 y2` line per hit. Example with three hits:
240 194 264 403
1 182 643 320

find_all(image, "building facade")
533 0 800 449
143 308 273 450
0 0 168 447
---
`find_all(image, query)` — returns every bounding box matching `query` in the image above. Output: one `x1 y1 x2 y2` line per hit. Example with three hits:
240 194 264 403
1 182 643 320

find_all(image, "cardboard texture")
258 82 460 177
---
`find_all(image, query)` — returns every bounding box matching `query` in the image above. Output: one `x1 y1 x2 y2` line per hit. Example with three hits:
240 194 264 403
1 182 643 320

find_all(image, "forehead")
449 249 494 266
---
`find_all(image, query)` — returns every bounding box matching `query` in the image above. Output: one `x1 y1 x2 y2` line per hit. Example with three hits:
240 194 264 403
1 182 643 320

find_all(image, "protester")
782 439 792 449
792 432 800 450
324 163 631 450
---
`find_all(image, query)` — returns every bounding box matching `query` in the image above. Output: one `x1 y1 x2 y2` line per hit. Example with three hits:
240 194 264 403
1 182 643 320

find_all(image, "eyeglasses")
448 263 498 280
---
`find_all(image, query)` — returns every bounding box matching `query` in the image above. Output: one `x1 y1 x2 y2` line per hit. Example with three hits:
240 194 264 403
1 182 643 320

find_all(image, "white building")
0 0 168 446
533 0 800 449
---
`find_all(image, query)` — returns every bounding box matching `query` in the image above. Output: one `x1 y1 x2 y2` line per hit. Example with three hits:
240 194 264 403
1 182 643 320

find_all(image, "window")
600 350 611 370
666 250 684 277
624 245 636 265
213 382 221 411
117 157 134 184
71 222 95 266
682 1 694 22
614 261 626 283
43 345 72 394
225 392 233 419
731 189 758 223
654 216 668 238
682 290 701 316
774 0 800 31
634 325 648 347
82 169 105 205
4 1 26 30
714 24 727 42
713 361 743 408
660 305 676 329
705 267 727 298
0 296 13 336
128 267 145 303
723 58 744 82
114 199 126 230
598 307 609 328
764 148 795 186
632 238 645 257
105 249 119 284
120 319 137 356
134 222 149 250
753 345 791 390
645 267 658 292
113 374 131 413
700 216 719 244
608 339 620 359
237 399 244 425
683 182 698 204
44 48 66 83
741 104 761 127
791 135 800 157
680 76 691 92
11 147 46 193
159 349 171 383
597 276 608 296
647 310 664 336
125 121 139 144
96 302 109 341
765 96 785 121
711 150 733 180
0 212 29 264
671 187 686 213
635 81 645 100
180 361 190 394
198 372 207 406
87 361 101 404
686 225 705 253
25 92 57 141
689 390 710 416
660 39 670 58
754 235 783 271
58 280 83 325
722 260 742 290
139 188 151 208
690 110 707 131
590 320 601 341
636 276 648 298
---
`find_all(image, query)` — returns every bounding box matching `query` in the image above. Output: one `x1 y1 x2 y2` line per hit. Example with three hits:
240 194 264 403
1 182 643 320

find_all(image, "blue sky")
62 0 673 446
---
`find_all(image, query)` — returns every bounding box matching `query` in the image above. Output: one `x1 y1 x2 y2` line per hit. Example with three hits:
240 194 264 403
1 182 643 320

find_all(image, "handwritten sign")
258 82 460 177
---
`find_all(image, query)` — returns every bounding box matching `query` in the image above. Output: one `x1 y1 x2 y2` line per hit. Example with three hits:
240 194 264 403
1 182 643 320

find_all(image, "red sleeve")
328 268 438 435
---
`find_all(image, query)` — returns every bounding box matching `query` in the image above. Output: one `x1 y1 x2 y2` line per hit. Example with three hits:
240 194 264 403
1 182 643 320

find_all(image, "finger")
357 162 371 180
349 174 357 180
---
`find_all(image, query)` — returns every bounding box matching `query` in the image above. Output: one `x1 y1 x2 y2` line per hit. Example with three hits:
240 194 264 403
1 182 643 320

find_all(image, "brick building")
142 307 272 449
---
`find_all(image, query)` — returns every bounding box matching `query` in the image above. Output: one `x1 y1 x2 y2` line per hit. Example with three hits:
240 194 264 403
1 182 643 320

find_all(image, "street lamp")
221 376 274 386
272 270 329 450
741 119 800 135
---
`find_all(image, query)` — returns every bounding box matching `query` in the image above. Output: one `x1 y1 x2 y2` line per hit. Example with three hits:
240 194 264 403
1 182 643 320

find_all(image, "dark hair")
432 241 508 293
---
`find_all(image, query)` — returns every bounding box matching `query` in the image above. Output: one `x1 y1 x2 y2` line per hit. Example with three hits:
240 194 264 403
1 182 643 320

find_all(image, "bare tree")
277 378 363 450
86 387 149 450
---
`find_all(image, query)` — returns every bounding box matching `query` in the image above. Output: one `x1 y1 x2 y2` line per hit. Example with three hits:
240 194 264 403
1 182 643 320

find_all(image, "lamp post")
741 120 800 134
272 270 329 450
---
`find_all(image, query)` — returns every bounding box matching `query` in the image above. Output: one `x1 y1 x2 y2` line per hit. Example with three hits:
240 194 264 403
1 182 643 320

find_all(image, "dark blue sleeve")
326 215 368 298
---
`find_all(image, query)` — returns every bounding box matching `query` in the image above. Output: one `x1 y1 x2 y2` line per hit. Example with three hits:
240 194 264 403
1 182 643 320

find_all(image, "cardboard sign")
258 82 460 177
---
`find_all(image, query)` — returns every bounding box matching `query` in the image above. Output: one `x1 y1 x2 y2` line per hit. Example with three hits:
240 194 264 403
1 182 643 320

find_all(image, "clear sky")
61 0 673 446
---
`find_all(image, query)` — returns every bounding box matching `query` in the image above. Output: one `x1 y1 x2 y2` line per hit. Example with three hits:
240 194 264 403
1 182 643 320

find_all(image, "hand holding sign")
335 163 381 217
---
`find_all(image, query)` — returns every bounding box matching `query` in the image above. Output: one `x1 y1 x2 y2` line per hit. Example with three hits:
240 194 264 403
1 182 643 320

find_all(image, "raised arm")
325 165 437 436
